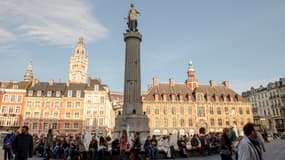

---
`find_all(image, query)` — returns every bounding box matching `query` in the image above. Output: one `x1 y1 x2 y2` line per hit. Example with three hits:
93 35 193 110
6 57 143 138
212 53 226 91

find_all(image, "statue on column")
127 3 140 32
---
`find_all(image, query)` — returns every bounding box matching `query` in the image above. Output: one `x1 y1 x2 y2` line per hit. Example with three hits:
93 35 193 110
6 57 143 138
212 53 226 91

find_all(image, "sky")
0 0 284 94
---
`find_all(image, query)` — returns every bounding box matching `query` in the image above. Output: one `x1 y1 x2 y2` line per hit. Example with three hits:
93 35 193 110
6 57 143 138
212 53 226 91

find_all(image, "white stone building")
83 78 114 136
242 78 285 133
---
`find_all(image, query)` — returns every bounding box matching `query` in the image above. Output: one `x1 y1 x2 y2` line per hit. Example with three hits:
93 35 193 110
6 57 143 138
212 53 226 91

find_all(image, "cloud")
0 28 16 44
0 0 108 45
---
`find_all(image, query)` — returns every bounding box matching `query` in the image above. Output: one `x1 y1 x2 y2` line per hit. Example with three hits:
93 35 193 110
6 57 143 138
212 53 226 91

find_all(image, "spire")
188 60 195 71
187 59 196 77
78 36 84 45
185 59 198 89
24 60 33 81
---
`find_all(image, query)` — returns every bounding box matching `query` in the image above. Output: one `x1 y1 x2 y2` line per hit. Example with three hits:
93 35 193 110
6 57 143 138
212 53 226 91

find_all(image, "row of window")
86 96 105 104
24 122 59 130
24 112 80 119
28 90 83 98
86 118 104 126
1 106 21 114
153 118 250 128
0 118 19 126
26 101 81 108
26 120 104 130
2 95 23 103
86 108 105 115
146 106 251 116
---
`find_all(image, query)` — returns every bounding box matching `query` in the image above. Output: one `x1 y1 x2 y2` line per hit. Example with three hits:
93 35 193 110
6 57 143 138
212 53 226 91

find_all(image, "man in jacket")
12 126 33 160
3 131 15 160
238 123 263 160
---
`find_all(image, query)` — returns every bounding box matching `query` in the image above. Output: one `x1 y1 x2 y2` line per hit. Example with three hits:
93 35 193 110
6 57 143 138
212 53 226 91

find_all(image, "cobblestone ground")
1 139 285 160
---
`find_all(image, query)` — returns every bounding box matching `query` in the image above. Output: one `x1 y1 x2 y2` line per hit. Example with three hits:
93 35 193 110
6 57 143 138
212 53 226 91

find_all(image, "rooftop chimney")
48 80 54 86
223 81 230 88
169 78 175 87
153 77 159 86
209 80 215 88
88 77 91 87
66 80 70 87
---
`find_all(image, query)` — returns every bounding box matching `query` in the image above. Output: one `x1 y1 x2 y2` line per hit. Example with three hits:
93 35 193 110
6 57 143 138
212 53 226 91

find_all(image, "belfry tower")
69 37 88 83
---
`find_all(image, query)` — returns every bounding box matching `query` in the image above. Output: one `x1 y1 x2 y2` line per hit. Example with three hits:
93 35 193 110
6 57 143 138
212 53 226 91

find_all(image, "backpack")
4 137 12 149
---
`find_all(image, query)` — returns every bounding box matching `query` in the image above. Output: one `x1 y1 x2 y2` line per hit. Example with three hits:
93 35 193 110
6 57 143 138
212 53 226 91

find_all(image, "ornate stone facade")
142 61 253 136
69 37 88 83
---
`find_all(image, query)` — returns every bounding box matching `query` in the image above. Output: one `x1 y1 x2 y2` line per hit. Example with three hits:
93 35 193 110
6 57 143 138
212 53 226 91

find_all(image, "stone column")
114 31 149 141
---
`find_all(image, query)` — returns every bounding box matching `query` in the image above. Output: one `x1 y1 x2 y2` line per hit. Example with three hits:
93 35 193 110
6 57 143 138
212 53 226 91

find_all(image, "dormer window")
221 95 225 102
235 95 239 102
94 84 99 91
187 94 192 102
228 95 231 102
178 94 183 102
36 90 42 97
162 94 167 101
56 91 61 97
171 94 176 101
67 90 73 97
28 90 33 96
154 94 159 101
177 95 180 101
12 84 18 89
76 90 81 98
47 91 52 97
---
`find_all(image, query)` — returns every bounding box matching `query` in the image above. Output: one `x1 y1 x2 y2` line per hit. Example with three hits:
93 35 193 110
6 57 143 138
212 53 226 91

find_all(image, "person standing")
3 131 15 160
12 126 33 160
44 129 53 160
89 135 98 160
119 130 128 160
238 123 264 160
150 135 158 160
130 132 141 160
220 128 233 160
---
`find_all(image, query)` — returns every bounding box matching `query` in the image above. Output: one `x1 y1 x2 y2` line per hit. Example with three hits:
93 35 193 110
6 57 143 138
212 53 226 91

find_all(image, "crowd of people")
2 123 270 160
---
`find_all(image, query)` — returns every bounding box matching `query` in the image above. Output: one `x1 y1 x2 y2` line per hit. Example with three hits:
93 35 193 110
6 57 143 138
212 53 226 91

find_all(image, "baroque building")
83 78 114 137
142 61 253 136
242 78 285 133
0 81 31 130
21 78 113 136
69 37 88 83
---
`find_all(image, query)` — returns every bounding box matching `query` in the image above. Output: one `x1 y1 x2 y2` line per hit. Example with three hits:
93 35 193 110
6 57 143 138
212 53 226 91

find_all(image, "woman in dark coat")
220 128 233 160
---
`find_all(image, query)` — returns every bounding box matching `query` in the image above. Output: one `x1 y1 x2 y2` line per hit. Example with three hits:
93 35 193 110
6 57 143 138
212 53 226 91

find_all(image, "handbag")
220 147 231 156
